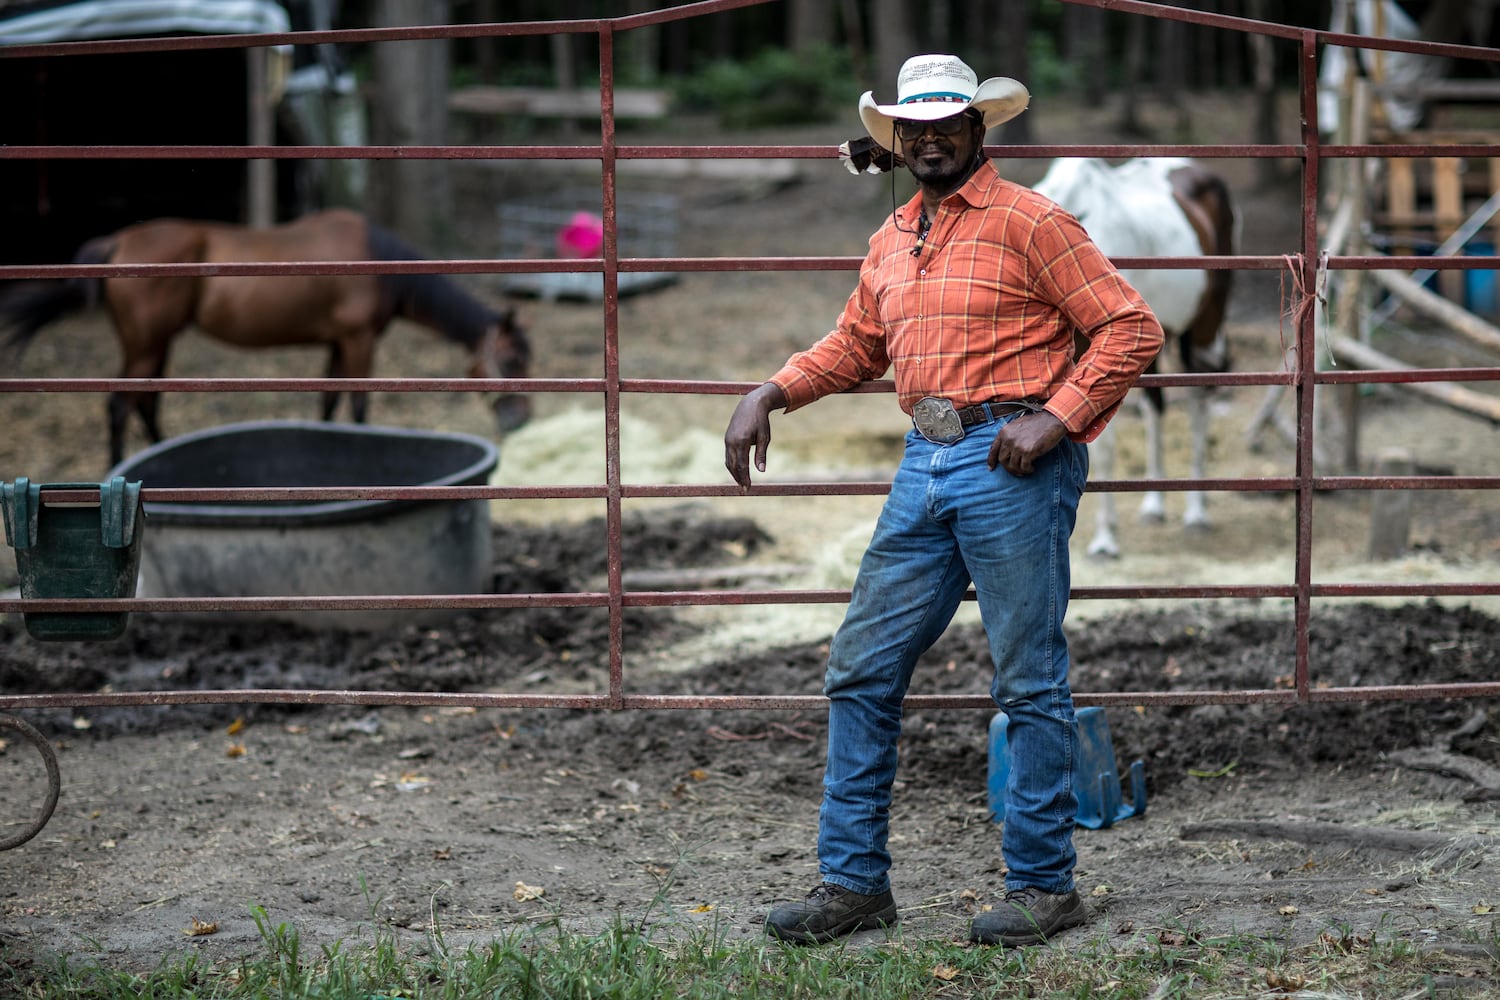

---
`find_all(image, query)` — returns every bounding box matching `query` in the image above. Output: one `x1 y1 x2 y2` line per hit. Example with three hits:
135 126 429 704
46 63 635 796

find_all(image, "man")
723 54 1164 946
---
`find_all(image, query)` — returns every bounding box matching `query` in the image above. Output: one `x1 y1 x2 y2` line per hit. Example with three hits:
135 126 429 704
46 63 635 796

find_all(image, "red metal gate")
3 0 1499 729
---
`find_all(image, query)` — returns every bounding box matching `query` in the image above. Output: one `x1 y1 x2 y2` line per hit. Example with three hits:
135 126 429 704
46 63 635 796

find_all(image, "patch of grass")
5 868 1496 999
3 909 1496 999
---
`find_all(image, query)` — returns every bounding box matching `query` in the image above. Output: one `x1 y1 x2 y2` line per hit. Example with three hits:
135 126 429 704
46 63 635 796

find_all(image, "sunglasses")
894 114 974 142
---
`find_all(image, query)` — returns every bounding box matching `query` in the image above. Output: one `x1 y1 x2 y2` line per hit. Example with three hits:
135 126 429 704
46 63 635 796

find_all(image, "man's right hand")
724 383 788 488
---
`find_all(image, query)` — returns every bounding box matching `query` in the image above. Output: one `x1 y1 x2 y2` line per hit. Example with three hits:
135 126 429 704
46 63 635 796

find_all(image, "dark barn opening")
0 47 258 267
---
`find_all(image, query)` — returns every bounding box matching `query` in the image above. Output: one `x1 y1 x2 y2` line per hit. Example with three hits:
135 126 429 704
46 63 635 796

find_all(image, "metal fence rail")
2 0 1499 721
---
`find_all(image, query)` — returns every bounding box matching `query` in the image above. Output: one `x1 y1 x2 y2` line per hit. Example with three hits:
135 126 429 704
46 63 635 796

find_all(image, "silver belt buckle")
912 396 965 444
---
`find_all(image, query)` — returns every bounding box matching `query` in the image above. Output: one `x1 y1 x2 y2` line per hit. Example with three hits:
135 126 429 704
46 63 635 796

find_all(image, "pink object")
556 211 604 258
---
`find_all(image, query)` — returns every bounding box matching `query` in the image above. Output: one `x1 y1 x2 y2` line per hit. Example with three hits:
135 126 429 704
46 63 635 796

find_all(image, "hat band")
898 92 972 105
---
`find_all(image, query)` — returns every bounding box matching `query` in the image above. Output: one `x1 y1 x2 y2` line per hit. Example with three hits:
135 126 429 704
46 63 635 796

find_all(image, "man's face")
896 112 981 189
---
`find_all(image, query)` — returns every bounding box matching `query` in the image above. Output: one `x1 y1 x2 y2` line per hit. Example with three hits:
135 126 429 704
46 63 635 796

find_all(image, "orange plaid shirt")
770 160 1164 443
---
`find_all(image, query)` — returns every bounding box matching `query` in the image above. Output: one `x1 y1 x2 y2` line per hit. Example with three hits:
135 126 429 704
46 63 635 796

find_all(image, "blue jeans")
817 413 1088 896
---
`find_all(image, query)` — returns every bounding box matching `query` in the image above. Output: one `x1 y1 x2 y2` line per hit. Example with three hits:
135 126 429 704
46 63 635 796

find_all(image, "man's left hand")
987 411 1067 477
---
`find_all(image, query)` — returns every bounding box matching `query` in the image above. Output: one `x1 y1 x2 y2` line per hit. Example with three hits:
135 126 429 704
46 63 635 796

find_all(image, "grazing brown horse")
0 209 533 465
1034 157 1236 558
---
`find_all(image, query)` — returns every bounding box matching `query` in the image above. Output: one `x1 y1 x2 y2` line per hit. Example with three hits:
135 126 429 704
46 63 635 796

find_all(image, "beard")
906 144 979 191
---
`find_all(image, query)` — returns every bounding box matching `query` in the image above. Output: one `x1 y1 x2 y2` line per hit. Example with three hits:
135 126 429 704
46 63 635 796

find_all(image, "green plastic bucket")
2 477 144 641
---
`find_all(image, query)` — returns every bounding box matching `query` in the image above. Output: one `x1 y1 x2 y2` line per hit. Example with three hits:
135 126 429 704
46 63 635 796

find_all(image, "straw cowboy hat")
857 54 1030 141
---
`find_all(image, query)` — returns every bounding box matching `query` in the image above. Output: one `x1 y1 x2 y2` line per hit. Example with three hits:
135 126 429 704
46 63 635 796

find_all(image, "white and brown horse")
1034 157 1236 558
0 209 533 466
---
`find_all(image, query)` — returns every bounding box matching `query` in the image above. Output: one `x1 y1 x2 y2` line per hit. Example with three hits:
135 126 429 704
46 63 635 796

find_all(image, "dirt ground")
3 91 1500 984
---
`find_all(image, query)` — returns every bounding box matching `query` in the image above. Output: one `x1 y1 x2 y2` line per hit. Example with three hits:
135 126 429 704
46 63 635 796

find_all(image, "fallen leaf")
687 768 709 782
226 743 246 758
1278 905 1299 916
183 917 219 937
931 964 959 982
513 881 545 902
690 904 713 913
1473 902 1494 914
432 847 452 861
1264 969 1306 989
72 717 91 731
1090 884 1111 897
226 717 246 736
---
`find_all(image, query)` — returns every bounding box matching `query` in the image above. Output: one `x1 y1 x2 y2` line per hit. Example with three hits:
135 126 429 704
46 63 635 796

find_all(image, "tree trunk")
621 0 660 85
1248 0 1282 187
924 0 950 52
1065 3 1107 106
370 0 452 247
870 0 913 108
995 0 1031 144
1154 15 1192 139
1116 10 1147 137
839 0 870 87
788 0 834 51
473 0 497 83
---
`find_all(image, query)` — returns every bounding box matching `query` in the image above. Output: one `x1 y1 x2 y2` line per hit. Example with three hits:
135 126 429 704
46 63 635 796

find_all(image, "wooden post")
1334 77 1371 474
370 0 452 247
1368 448 1414 560
1434 157 1464 300
246 45 275 228
1386 157 1417 255
1492 158 1500 250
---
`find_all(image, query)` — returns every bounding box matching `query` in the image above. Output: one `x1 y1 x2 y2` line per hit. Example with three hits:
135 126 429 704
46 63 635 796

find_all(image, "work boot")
764 883 898 944
968 886 1088 946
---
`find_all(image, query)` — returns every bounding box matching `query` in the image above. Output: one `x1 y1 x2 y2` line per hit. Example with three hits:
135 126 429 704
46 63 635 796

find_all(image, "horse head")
472 306 533 433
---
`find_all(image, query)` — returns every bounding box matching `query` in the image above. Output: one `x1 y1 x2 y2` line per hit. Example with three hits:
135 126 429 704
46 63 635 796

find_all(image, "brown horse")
0 209 532 465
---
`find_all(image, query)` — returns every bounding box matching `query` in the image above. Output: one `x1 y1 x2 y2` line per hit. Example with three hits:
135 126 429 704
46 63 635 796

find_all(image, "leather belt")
953 400 1035 428
911 397 1041 445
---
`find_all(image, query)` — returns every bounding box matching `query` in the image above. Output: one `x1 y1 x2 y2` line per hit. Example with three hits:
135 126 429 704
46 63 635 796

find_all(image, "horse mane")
365 221 499 350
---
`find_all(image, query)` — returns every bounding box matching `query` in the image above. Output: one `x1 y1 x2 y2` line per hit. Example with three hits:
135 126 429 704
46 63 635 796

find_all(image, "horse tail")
0 236 115 357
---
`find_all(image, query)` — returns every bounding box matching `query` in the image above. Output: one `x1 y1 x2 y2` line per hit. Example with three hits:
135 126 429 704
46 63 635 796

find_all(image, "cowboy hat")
858 54 1030 141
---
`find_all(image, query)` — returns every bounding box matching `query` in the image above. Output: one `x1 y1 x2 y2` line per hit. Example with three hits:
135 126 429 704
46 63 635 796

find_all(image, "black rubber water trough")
108 420 499 628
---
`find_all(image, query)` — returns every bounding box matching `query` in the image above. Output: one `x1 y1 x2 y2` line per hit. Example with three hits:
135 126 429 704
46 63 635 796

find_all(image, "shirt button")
919 269 927 276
